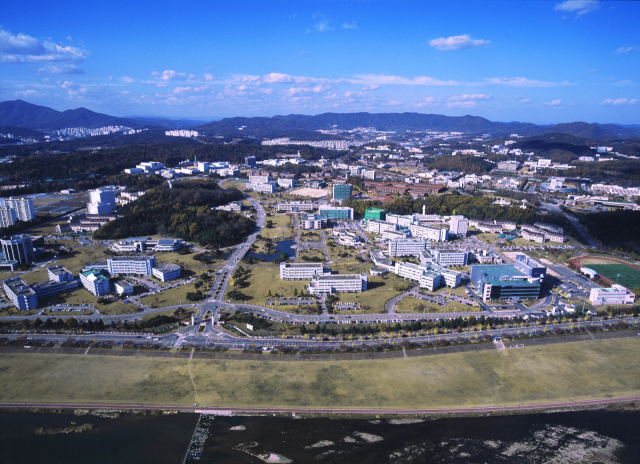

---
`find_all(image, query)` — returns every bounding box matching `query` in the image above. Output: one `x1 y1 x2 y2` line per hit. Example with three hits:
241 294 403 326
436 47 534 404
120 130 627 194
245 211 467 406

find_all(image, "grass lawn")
331 266 413 314
261 214 295 239
155 251 224 269
37 287 143 316
300 231 322 242
1 338 638 409
53 246 106 274
139 282 202 308
268 304 321 316
395 296 479 313
225 267 309 304
297 248 325 262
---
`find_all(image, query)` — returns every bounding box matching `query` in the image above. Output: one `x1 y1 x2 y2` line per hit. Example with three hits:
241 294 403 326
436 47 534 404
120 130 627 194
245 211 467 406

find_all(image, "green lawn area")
36 286 144 316
155 251 224 269
1 338 638 409
261 214 295 239
588 264 640 290
300 231 321 242
395 296 480 313
53 246 106 274
225 267 310 304
139 282 202 308
297 248 325 262
470 231 501 246
330 265 413 314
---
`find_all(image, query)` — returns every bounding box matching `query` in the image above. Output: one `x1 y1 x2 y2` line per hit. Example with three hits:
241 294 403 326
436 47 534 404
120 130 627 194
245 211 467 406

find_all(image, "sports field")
588 264 640 290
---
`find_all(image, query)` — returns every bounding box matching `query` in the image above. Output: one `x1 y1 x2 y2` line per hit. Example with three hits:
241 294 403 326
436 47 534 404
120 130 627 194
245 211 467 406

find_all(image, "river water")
246 240 296 262
2 410 639 463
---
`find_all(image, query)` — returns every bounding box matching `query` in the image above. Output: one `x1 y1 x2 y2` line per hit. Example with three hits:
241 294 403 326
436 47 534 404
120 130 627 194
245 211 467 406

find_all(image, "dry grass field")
0 338 638 409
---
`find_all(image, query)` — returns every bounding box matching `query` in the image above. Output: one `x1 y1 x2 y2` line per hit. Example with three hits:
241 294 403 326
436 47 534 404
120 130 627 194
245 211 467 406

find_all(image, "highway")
541 201 600 248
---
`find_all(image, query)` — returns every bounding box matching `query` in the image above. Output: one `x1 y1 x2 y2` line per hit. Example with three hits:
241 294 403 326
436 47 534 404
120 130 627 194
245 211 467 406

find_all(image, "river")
2 409 640 463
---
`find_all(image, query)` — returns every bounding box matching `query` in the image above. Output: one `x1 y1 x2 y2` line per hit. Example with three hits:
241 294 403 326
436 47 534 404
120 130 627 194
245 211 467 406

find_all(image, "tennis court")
588 264 640 290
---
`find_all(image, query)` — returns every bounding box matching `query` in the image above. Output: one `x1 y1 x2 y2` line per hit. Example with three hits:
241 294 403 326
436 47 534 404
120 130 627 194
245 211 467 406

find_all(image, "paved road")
2 396 640 415
542 202 600 248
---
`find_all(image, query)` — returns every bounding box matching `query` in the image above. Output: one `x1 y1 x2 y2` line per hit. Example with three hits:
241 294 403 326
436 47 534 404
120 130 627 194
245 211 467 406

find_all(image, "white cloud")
602 98 638 105
449 94 492 101
0 28 88 64
308 21 334 33
204 73 214 81
157 70 187 81
447 101 476 108
353 74 460 86
262 72 294 84
414 97 441 108
173 87 191 94
555 0 600 15
520 99 531 103
342 22 357 30
122 76 133 83
362 84 379 90
44 64 84 74
429 34 490 51
61 81 78 90
544 100 563 106
487 77 567 87
615 45 638 55
388 101 402 106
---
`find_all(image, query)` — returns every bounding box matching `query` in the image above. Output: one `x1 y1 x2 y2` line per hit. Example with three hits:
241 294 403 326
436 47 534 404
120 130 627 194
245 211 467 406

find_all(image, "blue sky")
1 0 639 124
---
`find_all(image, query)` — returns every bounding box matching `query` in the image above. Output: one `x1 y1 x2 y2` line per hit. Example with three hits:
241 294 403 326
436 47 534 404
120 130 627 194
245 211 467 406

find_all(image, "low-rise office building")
280 262 325 280
246 182 277 194
432 249 468 266
333 230 362 247
217 201 243 212
1 234 35 264
366 219 398 234
307 273 367 294
409 223 449 242
364 208 386 221
32 278 79 301
370 249 393 270
115 280 134 295
3 277 38 310
318 207 354 220
382 229 411 241
152 263 181 282
277 178 296 189
386 213 416 227
589 284 635 306
47 265 75 283
277 201 314 212
394 261 462 291
113 238 184 253
79 270 111 296
449 216 468 237
300 213 327 230
521 224 566 243
388 238 430 257
107 256 156 276
470 264 543 302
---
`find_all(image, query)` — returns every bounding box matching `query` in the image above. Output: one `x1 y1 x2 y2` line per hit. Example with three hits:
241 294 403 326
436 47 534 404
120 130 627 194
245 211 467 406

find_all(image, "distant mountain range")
2 99 639 140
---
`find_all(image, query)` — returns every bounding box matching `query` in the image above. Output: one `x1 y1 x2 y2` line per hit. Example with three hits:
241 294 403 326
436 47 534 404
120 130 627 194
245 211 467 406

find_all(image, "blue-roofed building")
470 263 544 302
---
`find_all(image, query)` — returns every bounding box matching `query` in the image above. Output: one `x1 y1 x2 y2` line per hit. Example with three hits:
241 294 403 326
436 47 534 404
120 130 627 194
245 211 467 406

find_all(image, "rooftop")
153 263 181 271
473 264 522 278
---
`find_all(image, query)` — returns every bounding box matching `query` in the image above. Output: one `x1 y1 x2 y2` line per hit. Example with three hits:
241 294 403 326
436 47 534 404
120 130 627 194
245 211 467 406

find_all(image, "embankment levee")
1 337 639 414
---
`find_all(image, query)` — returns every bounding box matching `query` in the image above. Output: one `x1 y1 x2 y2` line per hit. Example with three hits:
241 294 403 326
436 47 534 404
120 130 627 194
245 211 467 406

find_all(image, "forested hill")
0 100 148 131
93 181 255 248
198 112 640 139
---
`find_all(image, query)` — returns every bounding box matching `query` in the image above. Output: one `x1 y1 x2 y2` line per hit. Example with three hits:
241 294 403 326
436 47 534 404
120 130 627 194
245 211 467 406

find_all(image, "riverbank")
1 338 639 412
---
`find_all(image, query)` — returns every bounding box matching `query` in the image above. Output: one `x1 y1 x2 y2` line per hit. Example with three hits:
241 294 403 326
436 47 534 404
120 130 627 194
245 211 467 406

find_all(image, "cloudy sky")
1 0 638 123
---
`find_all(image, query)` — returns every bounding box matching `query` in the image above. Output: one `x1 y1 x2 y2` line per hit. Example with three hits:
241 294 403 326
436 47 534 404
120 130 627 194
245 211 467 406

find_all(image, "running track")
1 396 639 416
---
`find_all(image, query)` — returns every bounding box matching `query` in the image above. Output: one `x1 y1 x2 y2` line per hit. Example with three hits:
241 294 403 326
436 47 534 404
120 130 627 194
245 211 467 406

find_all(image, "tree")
293 288 298 296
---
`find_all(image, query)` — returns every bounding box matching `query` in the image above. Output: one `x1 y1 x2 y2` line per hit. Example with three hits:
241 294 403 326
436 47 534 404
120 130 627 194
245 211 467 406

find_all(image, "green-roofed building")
364 208 386 222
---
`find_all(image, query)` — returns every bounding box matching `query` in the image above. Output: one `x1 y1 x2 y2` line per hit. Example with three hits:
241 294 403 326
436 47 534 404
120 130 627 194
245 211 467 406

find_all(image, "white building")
307 273 367 294
248 175 271 184
277 201 314 212
152 263 181 282
136 161 164 172
107 256 156 276
363 170 377 180
300 213 327 229
0 207 17 228
115 280 134 295
246 182 277 194
366 219 398 234
280 262 325 280
589 284 635 306
382 229 411 241
197 162 209 172
409 223 449 242
0 197 35 222
394 261 461 291
88 188 117 215
388 238 430 257
278 178 296 189
386 214 416 227
79 270 111 296
433 249 468 266
449 216 468 237
370 249 393 270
